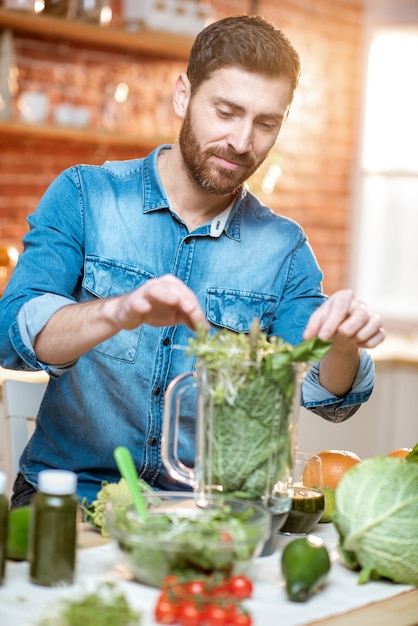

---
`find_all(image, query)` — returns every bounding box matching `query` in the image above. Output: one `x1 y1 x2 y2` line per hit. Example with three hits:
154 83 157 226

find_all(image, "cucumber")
281 534 331 602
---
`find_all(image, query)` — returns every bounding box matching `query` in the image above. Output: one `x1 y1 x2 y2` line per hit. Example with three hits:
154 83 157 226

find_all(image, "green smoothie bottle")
0 472 8 585
29 469 78 587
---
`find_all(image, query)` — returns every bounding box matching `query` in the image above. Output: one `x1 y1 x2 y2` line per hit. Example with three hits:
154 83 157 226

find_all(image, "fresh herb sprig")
188 320 332 404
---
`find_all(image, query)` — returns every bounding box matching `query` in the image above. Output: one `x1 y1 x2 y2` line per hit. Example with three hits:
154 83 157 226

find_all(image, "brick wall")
0 0 363 297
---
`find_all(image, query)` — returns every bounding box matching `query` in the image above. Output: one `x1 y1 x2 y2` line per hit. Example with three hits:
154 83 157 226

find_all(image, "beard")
178 107 263 196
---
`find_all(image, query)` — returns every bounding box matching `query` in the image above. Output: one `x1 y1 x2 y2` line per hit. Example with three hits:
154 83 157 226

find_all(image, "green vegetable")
319 486 336 523
333 455 418 585
81 477 154 536
281 535 331 602
188 321 332 501
38 582 141 626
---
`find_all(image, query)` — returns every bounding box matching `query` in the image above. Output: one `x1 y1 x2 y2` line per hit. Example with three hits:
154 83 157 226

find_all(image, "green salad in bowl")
105 491 270 587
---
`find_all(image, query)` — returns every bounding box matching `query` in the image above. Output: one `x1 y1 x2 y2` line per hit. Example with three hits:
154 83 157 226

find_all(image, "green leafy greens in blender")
188 321 332 501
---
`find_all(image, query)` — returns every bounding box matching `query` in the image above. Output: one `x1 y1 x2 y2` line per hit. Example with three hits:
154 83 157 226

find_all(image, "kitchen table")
1 520 417 626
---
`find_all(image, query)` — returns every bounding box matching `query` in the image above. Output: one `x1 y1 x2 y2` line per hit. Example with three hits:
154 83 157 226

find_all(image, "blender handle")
162 371 197 487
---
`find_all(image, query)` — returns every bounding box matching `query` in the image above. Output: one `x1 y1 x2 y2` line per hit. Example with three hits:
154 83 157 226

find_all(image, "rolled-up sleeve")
301 349 374 423
10 294 78 376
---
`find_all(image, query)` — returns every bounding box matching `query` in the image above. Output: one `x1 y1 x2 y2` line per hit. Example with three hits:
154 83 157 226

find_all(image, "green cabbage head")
333 455 418 585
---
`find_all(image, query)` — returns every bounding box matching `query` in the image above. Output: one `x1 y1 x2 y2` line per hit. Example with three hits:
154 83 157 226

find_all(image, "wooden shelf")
0 120 173 148
0 8 193 59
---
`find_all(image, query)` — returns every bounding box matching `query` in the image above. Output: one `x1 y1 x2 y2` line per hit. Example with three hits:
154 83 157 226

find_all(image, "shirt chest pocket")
82 256 155 362
206 288 278 333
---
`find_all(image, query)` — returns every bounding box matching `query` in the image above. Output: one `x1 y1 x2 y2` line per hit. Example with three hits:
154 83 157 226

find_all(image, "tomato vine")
154 574 253 626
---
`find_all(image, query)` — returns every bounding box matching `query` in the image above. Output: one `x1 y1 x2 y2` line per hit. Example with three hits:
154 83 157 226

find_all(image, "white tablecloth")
0 524 414 626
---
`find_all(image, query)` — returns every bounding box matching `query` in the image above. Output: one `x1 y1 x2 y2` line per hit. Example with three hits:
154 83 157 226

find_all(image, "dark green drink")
279 487 324 535
29 470 78 587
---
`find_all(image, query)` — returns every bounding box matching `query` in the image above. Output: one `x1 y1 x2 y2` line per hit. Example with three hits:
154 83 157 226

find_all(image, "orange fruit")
387 448 411 459
317 449 361 491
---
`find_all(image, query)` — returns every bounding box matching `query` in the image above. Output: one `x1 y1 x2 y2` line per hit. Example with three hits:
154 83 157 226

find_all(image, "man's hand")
112 274 208 332
34 275 208 366
303 289 385 351
302 290 385 397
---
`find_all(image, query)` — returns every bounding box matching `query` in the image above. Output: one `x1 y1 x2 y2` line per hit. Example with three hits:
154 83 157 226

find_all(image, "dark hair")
187 15 301 102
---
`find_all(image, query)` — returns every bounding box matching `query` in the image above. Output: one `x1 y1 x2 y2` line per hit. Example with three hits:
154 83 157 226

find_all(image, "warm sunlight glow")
114 83 129 103
100 5 112 25
355 27 418 326
363 30 418 172
261 163 282 195
7 245 19 266
34 0 45 13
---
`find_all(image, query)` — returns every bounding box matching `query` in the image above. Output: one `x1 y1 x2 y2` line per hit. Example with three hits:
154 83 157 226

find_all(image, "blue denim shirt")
0 145 374 502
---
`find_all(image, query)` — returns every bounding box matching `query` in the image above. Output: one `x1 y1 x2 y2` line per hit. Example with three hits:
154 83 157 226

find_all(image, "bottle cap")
38 470 77 496
0 471 7 495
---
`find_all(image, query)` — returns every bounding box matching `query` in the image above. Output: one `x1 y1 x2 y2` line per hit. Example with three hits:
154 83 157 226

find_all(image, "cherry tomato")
185 579 207 596
209 587 229 600
204 603 228 626
162 579 186 602
162 575 180 587
154 594 178 624
228 575 253 600
208 579 230 598
178 600 204 626
231 611 253 626
225 601 239 621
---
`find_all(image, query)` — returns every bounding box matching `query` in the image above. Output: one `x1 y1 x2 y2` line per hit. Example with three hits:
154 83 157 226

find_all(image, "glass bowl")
105 491 271 587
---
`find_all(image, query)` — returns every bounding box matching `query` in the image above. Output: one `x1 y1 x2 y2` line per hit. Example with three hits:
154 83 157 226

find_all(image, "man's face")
178 67 292 196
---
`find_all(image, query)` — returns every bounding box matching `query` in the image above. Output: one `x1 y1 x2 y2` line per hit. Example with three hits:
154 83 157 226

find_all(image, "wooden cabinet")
0 119 170 148
0 8 193 146
0 8 193 58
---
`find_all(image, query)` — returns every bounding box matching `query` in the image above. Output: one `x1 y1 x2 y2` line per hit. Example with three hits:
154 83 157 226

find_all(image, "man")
0 16 384 506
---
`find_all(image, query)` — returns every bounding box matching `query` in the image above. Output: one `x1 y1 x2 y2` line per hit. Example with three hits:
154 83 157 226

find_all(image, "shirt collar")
142 145 173 212
210 204 233 237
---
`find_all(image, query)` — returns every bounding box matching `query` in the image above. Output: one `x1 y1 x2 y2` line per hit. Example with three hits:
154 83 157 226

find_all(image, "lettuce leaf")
333 456 418 585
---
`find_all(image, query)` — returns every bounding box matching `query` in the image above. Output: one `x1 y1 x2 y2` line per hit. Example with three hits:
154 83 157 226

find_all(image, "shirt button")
154 387 161 396
149 438 158 447
184 237 191 245
162 337 170 346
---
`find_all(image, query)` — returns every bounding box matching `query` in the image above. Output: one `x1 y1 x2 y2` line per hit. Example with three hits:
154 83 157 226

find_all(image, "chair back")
2 378 48 479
